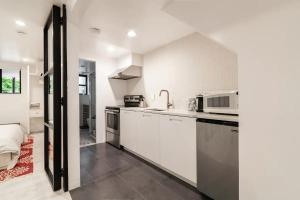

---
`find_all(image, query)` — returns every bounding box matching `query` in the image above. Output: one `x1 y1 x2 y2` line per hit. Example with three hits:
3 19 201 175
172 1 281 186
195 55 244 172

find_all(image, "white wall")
68 22 128 190
29 75 43 109
0 62 29 132
127 33 238 109
67 22 81 190
210 1 300 199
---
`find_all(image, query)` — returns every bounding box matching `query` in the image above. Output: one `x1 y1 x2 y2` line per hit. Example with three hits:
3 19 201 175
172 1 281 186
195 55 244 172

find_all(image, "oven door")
105 110 120 134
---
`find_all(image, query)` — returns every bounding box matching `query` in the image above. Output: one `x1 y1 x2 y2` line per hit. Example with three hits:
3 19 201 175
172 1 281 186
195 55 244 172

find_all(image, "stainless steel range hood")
108 53 143 80
108 65 142 80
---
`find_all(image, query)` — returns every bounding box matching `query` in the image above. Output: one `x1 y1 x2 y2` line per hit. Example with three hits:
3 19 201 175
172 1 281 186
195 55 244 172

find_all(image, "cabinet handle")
231 129 239 134
169 118 182 122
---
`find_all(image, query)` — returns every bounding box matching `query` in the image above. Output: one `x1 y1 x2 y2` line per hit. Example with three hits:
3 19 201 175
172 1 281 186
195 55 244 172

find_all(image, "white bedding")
0 124 25 169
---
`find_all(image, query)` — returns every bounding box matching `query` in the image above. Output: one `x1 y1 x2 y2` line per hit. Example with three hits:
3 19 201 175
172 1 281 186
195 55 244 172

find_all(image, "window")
0 69 21 94
79 74 88 95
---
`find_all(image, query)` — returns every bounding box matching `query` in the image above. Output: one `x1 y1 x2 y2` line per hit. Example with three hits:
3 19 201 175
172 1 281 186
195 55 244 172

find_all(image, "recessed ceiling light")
127 30 137 38
15 20 26 27
107 45 115 52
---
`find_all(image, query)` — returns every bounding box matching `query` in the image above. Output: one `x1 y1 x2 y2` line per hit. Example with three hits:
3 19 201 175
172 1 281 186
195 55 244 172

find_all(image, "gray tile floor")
80 129 96 146
71 143 212 200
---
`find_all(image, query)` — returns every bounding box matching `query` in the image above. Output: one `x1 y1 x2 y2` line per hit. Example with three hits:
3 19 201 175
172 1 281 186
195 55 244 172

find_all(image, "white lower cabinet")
121 110 197 184
120 110 140 152
136 112 160 164
159 115 197 183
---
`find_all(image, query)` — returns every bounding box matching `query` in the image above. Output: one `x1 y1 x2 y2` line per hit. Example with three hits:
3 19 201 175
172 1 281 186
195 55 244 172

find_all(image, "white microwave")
203 90 239 115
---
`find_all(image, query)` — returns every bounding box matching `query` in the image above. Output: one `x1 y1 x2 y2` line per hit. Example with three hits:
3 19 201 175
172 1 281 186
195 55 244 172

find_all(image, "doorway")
79 59 96 147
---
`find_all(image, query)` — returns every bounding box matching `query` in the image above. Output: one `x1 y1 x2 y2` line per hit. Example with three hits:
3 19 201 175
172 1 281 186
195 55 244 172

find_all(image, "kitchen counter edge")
120 107 238 122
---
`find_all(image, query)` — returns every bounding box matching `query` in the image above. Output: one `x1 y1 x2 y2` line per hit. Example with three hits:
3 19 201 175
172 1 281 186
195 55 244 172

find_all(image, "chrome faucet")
159 89 172 109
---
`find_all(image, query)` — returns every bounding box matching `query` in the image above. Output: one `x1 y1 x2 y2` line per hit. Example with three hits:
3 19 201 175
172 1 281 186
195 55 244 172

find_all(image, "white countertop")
120 107 238 122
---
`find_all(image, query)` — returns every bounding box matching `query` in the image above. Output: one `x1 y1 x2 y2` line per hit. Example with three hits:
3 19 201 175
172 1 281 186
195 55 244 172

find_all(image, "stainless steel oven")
105 95 143 149
105 107 120 148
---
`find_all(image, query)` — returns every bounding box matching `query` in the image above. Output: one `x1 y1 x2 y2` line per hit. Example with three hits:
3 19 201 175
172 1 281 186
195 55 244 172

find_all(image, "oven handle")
105 110 120 115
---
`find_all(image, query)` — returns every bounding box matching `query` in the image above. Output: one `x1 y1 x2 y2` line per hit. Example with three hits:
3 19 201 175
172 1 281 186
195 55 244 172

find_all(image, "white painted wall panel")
210 1 300 199
127 33 238 109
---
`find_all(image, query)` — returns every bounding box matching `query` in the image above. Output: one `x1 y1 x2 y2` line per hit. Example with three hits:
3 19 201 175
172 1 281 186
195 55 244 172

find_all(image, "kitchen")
0 0 297 200
79 32 239 200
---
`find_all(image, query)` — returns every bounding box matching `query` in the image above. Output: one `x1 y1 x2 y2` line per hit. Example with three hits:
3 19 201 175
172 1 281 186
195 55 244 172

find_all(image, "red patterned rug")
0 137 34 181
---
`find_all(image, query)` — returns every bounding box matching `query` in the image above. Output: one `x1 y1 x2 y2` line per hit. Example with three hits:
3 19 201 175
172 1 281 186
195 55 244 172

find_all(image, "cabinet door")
120 110 139 151
120 110 134 150
137 112 160 164
159 115 197 183
120 110 129 147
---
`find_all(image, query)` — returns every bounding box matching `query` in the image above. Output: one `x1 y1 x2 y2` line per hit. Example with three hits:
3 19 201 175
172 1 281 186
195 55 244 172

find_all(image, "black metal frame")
0 69 22 94
0 69 2 93
43 4 68 192
79 74 88 95
62 4 69 192
19 70 21 93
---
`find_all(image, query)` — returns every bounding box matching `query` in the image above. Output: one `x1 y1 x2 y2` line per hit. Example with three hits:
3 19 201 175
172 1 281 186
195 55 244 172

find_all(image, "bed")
0 123 25 170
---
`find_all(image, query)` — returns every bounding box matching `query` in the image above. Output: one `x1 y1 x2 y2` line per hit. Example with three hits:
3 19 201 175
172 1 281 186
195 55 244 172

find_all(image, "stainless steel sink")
145 108 166 111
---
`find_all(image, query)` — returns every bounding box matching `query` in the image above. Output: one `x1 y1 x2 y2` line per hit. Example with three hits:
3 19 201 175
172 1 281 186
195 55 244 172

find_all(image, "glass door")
44 5 68 192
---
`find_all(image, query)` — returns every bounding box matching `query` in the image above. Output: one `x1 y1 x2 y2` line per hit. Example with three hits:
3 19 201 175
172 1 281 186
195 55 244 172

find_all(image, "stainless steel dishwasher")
197 118 239 200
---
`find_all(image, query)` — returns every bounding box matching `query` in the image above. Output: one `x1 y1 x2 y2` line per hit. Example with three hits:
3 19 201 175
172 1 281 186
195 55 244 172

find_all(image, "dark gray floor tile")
88 143 123 159
137 163 170 183
139 181 184 200
119 152 145 167
80 129 96 146
81 168 96 186
95 174 144 200
116 165 159 191
161 178 210 200
72 174 144 200
82 159 116 183
104 153 133 168
72 143 207 200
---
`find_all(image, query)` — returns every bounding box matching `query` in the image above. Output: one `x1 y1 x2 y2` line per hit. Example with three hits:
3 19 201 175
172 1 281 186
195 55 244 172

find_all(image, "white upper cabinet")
159 115 197 183
136 112 160 164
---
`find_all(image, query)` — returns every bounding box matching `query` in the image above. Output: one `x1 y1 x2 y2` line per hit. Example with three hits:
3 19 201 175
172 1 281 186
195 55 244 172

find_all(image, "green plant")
2 77 20 93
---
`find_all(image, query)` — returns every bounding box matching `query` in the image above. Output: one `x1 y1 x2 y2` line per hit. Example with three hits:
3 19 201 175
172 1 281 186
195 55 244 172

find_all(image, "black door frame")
43 4 68 192
62 4 69 192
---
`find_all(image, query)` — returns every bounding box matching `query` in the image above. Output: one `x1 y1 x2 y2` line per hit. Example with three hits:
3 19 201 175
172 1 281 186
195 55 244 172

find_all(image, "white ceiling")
0 0 195 63
75 0 195 55
0 0 295 64
0 0 70 63
163 0 296 34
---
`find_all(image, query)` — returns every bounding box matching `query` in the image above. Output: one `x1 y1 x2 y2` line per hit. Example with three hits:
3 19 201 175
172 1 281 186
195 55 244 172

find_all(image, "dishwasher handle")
197 118 239 127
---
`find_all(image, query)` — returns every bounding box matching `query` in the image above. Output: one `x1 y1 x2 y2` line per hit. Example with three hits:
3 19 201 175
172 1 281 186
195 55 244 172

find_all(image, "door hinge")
60 168 64 177
61 97 64 106
60 17 64 25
